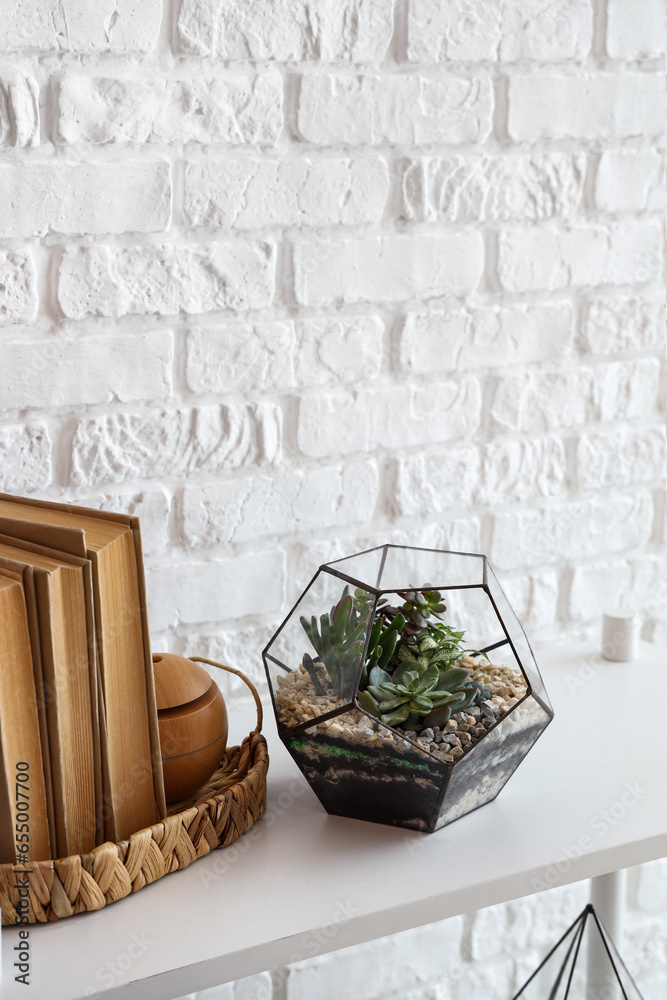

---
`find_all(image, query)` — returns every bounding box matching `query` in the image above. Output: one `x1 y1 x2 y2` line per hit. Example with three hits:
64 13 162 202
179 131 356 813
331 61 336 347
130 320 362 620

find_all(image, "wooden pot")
153 652 228 803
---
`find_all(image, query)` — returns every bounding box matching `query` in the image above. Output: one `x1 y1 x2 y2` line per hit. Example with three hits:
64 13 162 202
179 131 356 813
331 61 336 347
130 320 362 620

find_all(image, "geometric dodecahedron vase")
263 545 554 832
512 904 645 998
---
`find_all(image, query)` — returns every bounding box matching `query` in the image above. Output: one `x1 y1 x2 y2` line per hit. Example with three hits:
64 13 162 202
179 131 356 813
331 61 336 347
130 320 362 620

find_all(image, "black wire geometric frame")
513 904 645 998
263 545 554 832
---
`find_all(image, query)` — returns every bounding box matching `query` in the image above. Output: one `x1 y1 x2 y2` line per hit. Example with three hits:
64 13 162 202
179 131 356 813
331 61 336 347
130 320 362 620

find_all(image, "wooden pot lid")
152 652 212 710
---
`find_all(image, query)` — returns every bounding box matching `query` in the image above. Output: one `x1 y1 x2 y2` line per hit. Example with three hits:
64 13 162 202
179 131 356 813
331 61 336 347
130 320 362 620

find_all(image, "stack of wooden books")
0 494 166 864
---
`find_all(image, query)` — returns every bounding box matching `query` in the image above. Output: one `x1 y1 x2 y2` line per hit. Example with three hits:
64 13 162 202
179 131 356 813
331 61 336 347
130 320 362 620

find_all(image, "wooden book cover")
0 574 52 863
0 539 97 857
0 733 16 864
0 557 56 849
0 495 166 837
0 519 116 845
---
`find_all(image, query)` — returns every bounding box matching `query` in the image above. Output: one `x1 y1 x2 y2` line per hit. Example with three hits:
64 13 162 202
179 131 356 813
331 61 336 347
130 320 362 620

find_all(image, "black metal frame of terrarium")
512 903 645 998
263 544 554 833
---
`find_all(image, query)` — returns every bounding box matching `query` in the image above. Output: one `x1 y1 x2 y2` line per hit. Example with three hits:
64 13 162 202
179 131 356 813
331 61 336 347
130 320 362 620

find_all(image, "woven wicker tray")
0 659 268 925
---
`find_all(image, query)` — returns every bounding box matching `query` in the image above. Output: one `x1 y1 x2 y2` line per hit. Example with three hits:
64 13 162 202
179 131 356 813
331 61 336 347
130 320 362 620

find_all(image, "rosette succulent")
358 660 476 729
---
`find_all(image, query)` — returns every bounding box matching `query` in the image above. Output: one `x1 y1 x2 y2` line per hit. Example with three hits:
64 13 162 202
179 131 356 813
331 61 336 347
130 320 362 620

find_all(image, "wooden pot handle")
190 657 263 734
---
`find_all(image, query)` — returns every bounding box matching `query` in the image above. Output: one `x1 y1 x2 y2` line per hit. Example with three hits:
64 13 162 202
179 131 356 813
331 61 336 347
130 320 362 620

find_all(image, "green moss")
286 735 437 774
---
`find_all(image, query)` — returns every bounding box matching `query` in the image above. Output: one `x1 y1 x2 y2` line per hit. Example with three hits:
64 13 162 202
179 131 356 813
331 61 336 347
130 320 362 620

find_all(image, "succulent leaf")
382 704 411 725
424 705 452 728
369 665 392 687
302 652 326 696
357 690 380 717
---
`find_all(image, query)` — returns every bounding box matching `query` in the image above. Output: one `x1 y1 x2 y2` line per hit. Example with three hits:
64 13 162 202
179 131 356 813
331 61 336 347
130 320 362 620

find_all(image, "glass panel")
513 915 584 998
435 692 551 829
441 586 507 651
376 545 485 592
565 909 628 999
592 911 644 1000
485 564 552 712
283 709 450 832
324 546 387 589
264 571 376 730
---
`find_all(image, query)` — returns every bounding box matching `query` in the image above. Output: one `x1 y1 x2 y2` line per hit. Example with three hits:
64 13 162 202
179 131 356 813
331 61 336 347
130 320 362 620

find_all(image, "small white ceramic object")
601 609 641 662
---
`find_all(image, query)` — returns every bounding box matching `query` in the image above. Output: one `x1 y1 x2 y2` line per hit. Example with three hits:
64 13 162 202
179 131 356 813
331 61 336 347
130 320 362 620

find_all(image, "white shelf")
2 641 665 1000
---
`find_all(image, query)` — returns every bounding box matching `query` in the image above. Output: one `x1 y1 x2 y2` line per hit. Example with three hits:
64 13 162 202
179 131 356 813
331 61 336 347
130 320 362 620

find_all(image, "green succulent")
358 659 477 730
300 588 368 699
301 584 492 731
301 586 406 698
398 589 447 628
397 628 493 713
397 627 465 670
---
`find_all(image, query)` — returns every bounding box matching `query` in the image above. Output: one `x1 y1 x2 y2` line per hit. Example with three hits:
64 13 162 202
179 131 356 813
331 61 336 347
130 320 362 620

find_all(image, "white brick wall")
0 0 664 996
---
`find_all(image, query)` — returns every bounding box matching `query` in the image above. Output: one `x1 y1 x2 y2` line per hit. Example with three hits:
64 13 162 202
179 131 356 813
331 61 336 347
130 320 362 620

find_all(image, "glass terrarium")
263 545 553 832
513 904 644 998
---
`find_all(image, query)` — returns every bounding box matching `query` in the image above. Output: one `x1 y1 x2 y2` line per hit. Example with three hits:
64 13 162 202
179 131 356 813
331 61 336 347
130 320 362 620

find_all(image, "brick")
575 426 666 490
70 402 281 487
568 556 667 623
0 250 38 325
607 0 665 59
182 460 379 547
415 519 482 554
294 315 384 387
181 625 275 702
594 150 663 213
298 377 481 458
0 330 173 410
294 233 483 306
479 436 567 503
394 445 482 515
146 550 285 630
449 958 515 1000
0 0 162 53
90 490 170 556
286 916 463 1000
184 157 388 229
470 884 588 963
0 423 51 491
187 315 383 395
508 73 665 141
635 858 667 911
490 493 654 570
177 0 394 61
58 243 276 319
498 222 662 292
501 570 559 632
400 304 573 374
187 322 295 394
581 295 664 353
298 74 493 145
0 67 38 146
57 73 283 146
490 360 661 432
401 153 585 223
0 161 170 238
408 0 592 62
395 436 566 514
292 538 348 594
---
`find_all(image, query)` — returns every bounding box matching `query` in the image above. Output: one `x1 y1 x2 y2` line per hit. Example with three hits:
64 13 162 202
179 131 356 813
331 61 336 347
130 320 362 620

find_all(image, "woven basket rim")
0 660 269 924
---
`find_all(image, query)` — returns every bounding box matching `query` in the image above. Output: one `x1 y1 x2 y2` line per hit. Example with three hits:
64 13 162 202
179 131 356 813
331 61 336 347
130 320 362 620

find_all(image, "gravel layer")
276 652 528 764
